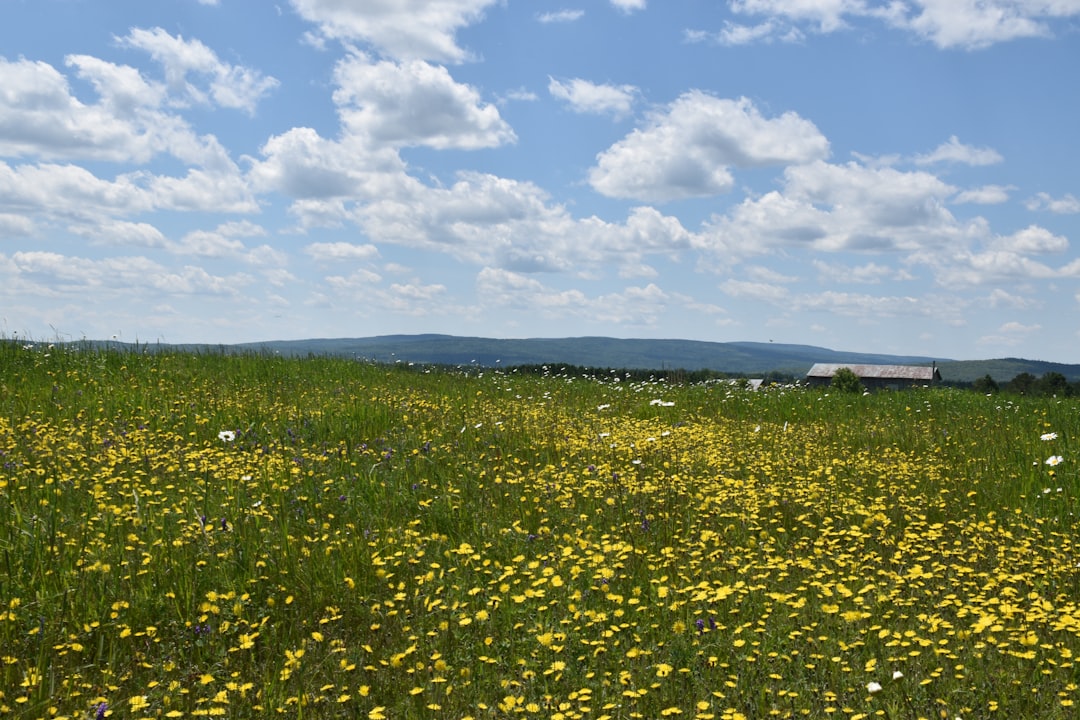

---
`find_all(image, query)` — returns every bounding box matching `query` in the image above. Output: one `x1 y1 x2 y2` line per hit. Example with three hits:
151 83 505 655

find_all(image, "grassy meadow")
1 341 1078 719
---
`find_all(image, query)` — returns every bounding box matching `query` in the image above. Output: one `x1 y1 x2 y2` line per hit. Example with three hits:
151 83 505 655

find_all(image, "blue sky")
1 0 1078 362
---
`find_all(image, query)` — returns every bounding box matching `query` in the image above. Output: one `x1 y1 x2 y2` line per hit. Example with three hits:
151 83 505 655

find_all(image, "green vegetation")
830 367 864 394
1 341 1078 719
939 359 1080 385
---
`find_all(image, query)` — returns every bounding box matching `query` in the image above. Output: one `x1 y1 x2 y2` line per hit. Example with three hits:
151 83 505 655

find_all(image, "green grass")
1 340 1078 719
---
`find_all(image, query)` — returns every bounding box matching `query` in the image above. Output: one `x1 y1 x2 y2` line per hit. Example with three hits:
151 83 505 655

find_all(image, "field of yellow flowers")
1 341 1078 719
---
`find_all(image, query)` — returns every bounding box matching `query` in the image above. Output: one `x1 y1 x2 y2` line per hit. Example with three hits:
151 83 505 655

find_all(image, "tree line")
970 371 1077 397
493 362 1079 396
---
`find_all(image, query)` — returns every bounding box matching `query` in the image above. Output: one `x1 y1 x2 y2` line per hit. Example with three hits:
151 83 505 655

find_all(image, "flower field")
1 342 1078 719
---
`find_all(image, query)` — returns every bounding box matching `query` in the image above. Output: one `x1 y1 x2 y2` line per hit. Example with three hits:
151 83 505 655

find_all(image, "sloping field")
1 344 1078 719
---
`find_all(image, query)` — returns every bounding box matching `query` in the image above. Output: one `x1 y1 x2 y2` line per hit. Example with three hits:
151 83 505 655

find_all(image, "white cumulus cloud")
537 9 585 23
289 0 499 62
954 185 1011 204
1026 192 1080 214
915 135 1003 166
589 92 829 202
305 242 381 262
334 54 515 150
704 0 1080 49
699 159 961 257
548 77 637 117
117 27 278 114
988 225 1069 254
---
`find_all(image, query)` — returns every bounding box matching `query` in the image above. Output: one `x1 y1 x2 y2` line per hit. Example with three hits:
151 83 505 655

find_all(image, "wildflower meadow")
1 341 1078 719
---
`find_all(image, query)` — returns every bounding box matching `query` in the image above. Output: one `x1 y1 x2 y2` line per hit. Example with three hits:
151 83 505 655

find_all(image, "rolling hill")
205 334 1080 384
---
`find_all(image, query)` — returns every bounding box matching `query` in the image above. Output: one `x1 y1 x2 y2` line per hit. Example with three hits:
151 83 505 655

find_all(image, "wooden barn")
805 363 941 390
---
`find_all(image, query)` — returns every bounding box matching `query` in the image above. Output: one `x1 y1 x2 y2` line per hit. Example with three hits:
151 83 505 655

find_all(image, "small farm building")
805 363 941 391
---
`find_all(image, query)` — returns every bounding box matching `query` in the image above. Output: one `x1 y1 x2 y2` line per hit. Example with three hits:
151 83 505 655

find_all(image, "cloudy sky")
2 0 1079 361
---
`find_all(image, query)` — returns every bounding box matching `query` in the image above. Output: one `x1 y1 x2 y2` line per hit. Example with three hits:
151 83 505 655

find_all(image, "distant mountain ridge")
209 334 1080 383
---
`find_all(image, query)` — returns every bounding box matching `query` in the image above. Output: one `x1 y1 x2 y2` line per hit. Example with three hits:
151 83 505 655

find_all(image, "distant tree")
831 367 864 394
1005 372 1037 395
972 374 999 394
1037 371 1072 397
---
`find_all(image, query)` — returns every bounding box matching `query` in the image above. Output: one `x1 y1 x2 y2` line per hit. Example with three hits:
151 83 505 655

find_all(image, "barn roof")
806 363 940 381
